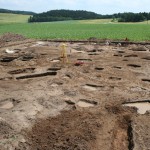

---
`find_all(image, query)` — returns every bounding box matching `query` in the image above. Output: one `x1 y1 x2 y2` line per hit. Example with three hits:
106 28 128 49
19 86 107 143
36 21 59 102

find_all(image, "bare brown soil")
0 34 150 150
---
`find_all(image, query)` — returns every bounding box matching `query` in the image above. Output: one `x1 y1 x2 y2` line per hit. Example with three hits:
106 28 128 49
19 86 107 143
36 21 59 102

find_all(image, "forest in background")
28 9 150 22
0 8 36 15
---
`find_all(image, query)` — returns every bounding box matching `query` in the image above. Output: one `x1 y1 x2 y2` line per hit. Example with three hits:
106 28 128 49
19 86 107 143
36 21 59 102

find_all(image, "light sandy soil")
0 39 150 150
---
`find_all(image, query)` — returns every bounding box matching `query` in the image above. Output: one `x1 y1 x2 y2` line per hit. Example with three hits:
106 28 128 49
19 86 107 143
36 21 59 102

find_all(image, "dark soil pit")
127 120 134 150
95 67 104 71
77 59 92 61
88 53 99 55
21 56 34 61
109 77 122 80
122 59 128 61
142 57 150 60
8 68 35 74
65 73 72 78
113 66 122 69
65 100 75 105
86 84 104 88
97 49 104 52
132 47 147 51
141 79 150 83
0 57 18 62
47 67 61 71
14 48 22 51
87 49 97 52
114 54 122 57
124 54 138 58
40 53 47 56
117 51 125 54
127 64 141 68
16 72 57 80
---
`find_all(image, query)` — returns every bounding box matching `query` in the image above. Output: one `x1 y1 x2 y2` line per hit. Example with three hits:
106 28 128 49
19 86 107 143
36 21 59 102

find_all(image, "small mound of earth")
0 33 26 46
23 110 101 150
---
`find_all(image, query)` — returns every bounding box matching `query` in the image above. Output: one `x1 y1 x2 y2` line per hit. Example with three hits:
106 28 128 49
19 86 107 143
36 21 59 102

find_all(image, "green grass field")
78 19 150 24
0 13 30 23
0 13 150 41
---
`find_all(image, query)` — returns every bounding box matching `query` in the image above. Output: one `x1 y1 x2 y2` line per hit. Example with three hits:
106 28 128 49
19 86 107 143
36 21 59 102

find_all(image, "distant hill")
0 8 36 15
28 9 150 23
28 9 112 22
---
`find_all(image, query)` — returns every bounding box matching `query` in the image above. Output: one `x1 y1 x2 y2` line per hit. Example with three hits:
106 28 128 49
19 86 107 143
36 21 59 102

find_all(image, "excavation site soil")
0 33 150 150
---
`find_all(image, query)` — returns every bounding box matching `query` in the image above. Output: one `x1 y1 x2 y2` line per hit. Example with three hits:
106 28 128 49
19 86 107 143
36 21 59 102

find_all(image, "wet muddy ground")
0 38 150 150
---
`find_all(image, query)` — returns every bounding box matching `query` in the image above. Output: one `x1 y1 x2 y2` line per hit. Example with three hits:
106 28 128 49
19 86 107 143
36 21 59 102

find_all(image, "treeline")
28 10 150 23
28 10 106 22
0 8 36 15
113 12 150 22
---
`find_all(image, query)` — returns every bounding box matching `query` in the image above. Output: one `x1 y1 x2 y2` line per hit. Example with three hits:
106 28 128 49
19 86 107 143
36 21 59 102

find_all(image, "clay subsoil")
0 36 150 150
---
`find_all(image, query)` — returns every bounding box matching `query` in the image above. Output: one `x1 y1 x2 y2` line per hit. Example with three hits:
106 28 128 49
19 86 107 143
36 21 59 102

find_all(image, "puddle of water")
123 102 150 114
77 100 97 108
0 101 14 109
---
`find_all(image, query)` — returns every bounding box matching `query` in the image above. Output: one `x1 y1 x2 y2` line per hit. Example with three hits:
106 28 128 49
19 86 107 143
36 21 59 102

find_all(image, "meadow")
0 13 30 23
0 13 150 41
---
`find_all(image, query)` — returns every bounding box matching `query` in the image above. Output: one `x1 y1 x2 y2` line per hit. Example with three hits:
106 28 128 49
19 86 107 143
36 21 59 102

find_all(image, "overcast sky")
0 0 149 14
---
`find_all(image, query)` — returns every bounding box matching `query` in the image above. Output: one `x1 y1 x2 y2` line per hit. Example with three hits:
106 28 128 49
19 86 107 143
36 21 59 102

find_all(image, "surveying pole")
61 43 69 63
